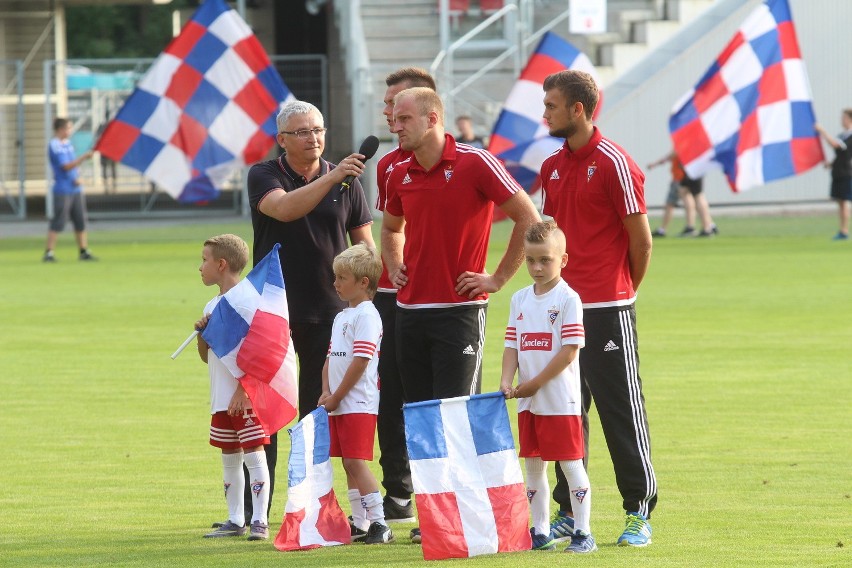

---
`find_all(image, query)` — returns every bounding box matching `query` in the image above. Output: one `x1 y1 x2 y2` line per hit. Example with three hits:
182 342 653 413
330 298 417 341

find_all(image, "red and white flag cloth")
404 392 531 560
274 406 351 551
669 0 823 191
200 243 297 435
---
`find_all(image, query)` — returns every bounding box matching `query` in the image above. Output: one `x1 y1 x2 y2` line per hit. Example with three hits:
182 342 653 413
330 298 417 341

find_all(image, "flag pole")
171 330 199 360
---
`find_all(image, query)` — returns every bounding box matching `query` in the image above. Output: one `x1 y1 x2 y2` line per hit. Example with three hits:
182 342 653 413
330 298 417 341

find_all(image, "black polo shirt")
247 155 372 324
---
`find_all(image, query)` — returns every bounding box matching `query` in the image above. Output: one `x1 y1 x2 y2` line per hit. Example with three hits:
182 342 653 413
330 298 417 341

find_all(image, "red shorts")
518 411 584 461
209 410 270 450
328 413 377 460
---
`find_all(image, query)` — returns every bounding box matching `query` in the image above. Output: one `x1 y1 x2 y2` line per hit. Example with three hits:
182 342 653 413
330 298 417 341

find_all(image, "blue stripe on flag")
750 31 782 69
492 111 541 146
184 80 229 127
201 296 250 357
537 32 581 68
288 417 307 486
763 141 795 180
403 400 447 460
122 134 166 174
114 90 160 129
194 0 229 27
259 66 292 102
184 33 228 74
466 392 515 456
192 136 236 170
310 407 331 466
769 0 791 24
790 101 817 137
247 244 283 293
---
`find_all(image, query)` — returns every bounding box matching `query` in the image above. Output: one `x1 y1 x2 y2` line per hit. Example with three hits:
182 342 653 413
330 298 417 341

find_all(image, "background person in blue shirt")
44 117 96 262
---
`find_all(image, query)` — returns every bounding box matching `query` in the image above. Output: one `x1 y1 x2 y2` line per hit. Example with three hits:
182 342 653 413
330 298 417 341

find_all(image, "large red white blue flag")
274 406 351 551
488 32 602 192
404 392 531 560
96 0 293 202
200 243 297 435
669 0 823 191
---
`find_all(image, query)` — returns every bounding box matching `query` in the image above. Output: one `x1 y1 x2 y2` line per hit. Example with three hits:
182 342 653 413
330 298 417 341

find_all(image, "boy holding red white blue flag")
195 234 271 541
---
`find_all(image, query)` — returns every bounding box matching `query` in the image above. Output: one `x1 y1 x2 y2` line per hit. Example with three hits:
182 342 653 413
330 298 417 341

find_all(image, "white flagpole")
171 330 199 360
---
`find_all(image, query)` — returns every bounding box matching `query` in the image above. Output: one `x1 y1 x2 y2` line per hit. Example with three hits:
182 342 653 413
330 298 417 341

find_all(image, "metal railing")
0 60 26 219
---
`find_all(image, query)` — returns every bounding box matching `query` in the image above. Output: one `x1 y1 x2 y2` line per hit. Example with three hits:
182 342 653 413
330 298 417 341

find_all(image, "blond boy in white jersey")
319 243 393 544
195 234 271 541
500 220 596 554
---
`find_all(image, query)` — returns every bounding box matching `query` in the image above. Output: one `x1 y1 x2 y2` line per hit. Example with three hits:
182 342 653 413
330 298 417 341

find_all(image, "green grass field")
1 212 850 567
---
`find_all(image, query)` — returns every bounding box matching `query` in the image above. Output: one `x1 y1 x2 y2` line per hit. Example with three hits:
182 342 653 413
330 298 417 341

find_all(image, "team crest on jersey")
252 481 265 497
341 322 350 338
517 312 524 320
223 482 231 496
444 165 454 182
402 173 412 185
572 487 589 503
587 162 597 182
527 489 537 503
548 308 559 325
550 169 560 180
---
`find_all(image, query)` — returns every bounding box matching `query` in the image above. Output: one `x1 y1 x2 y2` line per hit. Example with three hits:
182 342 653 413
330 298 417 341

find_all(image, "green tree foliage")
66 1 195 59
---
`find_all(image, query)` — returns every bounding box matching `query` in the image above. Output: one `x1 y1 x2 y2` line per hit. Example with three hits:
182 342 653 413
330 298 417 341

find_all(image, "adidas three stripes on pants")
553 304 658 518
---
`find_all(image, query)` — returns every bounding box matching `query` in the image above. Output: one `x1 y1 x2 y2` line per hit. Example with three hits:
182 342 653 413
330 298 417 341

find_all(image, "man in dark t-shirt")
242 100 373 524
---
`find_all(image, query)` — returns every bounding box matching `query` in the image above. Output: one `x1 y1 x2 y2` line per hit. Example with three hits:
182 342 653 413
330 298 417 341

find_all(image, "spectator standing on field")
539 69 657 547
373 67 437 524
195 234 271 541
243 99 374 521
647 151 717 237
815 109 852 240
44 117 96 262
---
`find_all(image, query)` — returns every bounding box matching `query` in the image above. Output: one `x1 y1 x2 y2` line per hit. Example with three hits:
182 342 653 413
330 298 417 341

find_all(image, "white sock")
361 491 386 526
222 452 245 526
349 488 368 530
524 457 550 536
559 459 591 534
243 450 270 525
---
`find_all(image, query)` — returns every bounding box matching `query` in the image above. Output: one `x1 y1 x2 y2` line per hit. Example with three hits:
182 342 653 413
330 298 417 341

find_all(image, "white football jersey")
204 296 246 414
504 280 584 416
327 301 382 416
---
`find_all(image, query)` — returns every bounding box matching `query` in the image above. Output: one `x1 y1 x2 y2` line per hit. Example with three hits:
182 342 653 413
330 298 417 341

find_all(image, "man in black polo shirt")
242 100 374 523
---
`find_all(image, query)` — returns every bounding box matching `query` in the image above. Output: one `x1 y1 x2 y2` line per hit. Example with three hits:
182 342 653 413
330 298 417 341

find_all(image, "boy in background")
319 244 393 544
195 234 271 541
500 221 596 554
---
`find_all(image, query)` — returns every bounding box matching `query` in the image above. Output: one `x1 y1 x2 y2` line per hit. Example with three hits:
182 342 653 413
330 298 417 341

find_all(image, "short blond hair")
395 87 444 125
333 243 382 295
204 234 249 274
525 220 566 252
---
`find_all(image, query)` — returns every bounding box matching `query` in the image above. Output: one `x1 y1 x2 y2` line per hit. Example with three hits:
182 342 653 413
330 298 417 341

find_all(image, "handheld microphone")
340 135 380 193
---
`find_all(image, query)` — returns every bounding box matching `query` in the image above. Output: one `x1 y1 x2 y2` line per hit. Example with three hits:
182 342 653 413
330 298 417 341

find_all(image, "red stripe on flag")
95 120 140 161
415 492 469 560
487 133 515 156
170 113 208 159
164 21 206 59
487 483 533 553
315 490 351 544
757 62 787 106
521 54 569 84
232 36 273 73
165 63 204 108
791 137 824 174
777 21 801 59
672 119 712 165
236 311 290 382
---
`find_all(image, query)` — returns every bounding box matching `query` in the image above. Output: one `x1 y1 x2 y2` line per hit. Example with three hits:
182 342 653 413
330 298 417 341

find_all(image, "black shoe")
79 250 98 261
651 228 666 238
383 496 415 523
678 226 696 237
43 252 56 262
364 521 394 544
410 527 421 544
349 515 368 542
697 225 718 237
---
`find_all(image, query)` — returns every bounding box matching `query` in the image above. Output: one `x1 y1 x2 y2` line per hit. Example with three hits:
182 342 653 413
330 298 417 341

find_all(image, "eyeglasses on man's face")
280 127 327 139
